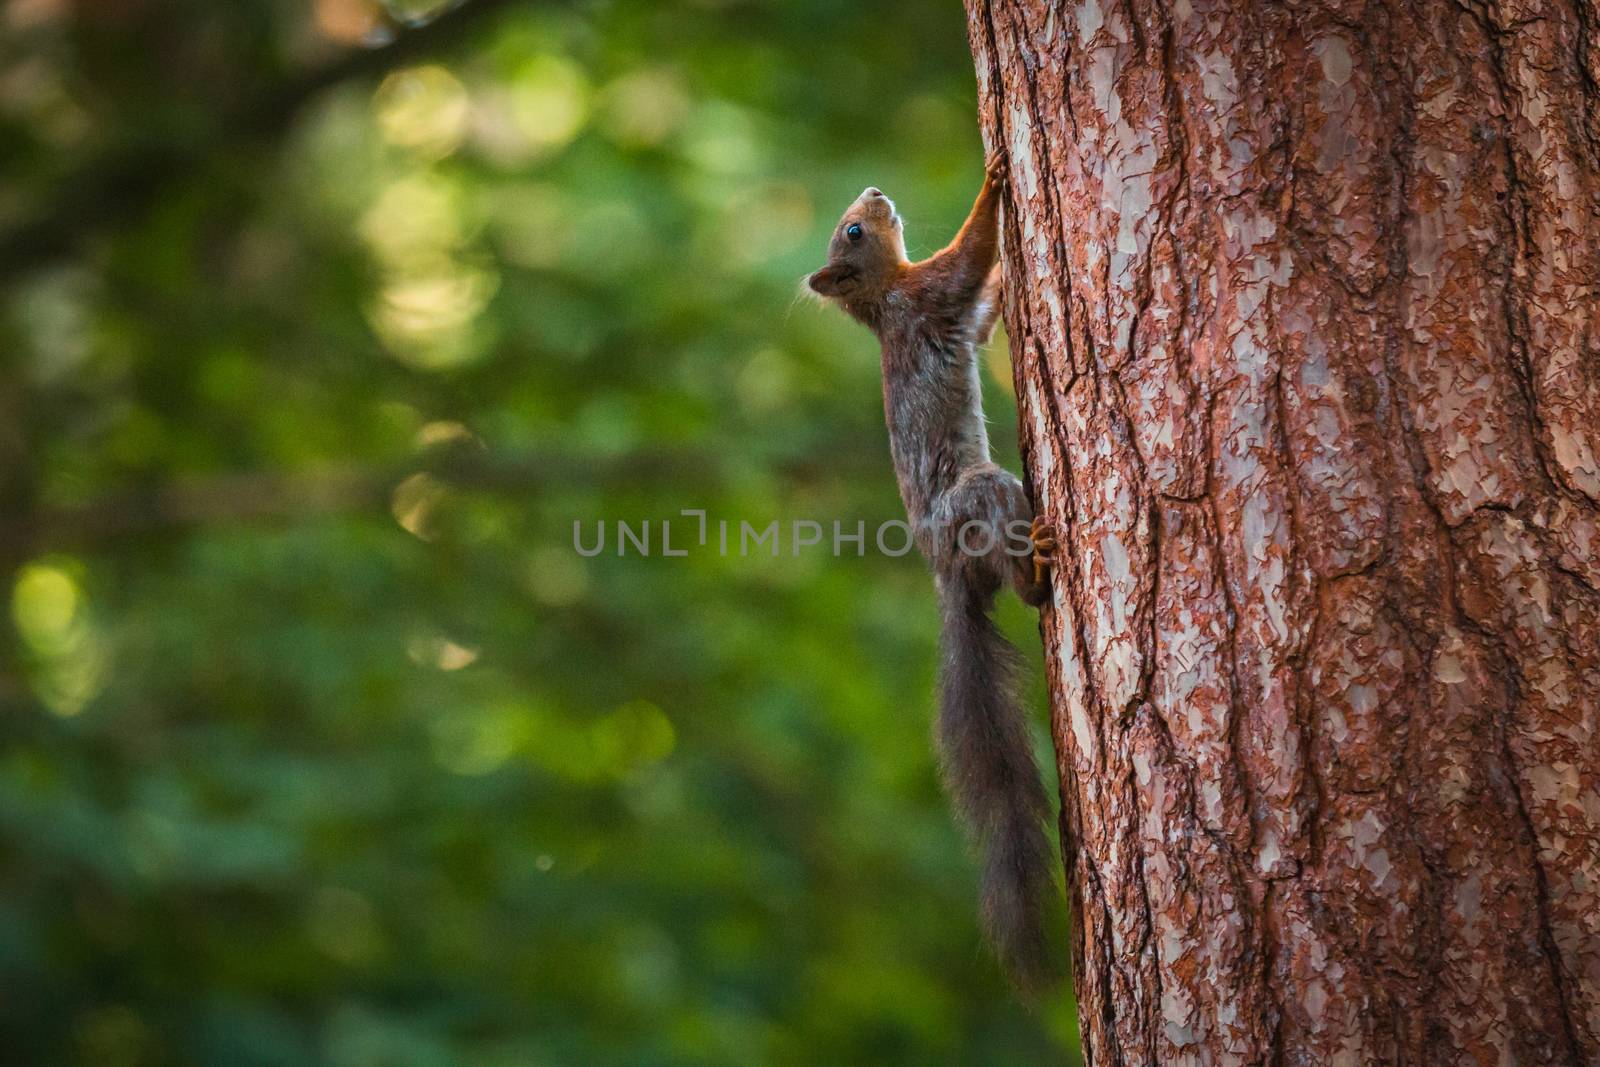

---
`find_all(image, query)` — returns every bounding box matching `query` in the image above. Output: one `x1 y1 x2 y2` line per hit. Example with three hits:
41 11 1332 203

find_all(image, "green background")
0 0 1080 1062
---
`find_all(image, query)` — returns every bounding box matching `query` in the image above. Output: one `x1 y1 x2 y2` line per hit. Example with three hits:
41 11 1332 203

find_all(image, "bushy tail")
936 575 1060 995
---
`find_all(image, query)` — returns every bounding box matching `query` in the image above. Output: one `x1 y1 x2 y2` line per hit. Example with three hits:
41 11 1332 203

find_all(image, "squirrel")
808 155 1061 993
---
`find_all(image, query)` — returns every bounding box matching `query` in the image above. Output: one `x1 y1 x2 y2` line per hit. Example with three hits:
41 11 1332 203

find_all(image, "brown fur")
810 161 1061 994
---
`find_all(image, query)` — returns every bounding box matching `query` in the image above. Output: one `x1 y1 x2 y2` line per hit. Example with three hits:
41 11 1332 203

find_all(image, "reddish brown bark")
966 1 1600 1062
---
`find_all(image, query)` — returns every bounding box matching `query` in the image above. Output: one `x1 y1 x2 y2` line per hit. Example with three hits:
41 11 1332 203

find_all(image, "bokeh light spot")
12 560 104 717
360 173 468 271
405 632 480 671
414 420 476 449
390 472 448 540
374 65 470 158
599 67 690 148
431 704 524 777
13 561 79 648
314 0 382 44
523 546 588 607
506 55 589 152
369 265 498 369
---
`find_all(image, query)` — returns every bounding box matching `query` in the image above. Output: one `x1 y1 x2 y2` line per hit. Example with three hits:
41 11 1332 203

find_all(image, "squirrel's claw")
984 150 1009 188
1030 517 1057 587
1030 516 1057 555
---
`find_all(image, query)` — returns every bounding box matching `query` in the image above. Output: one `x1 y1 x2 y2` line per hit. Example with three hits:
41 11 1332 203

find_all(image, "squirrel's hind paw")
1025 517 1057 602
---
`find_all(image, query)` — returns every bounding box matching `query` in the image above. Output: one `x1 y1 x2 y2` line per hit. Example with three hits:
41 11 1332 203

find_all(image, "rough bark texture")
966 1 1600 1063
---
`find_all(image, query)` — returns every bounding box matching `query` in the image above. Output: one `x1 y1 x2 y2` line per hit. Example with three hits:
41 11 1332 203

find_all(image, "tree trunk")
966 1 1600 1062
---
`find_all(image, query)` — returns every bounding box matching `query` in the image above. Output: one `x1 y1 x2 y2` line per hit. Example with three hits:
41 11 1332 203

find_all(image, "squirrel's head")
807 187 907 303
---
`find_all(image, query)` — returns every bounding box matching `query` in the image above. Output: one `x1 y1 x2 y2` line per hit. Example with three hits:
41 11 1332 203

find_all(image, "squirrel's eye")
846 223 863 241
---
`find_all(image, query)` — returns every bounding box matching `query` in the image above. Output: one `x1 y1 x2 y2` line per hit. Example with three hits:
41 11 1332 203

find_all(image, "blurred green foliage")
0 0 1079 1063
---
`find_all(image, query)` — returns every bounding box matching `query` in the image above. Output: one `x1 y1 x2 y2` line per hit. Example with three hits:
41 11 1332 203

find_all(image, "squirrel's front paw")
984 150 1009 188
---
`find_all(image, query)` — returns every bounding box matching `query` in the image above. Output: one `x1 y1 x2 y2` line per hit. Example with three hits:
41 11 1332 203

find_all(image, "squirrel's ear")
808 265 852 296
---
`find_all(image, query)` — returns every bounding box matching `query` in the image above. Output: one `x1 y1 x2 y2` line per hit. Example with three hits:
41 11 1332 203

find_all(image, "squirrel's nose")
864 187 884 198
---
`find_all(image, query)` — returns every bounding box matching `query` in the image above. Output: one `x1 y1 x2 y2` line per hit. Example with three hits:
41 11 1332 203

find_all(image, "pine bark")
965 1 1600 1063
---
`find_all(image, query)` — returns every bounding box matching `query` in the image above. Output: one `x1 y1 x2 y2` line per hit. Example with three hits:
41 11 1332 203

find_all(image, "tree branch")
1 446 859 553
0 0 522 281
4 449 679 551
